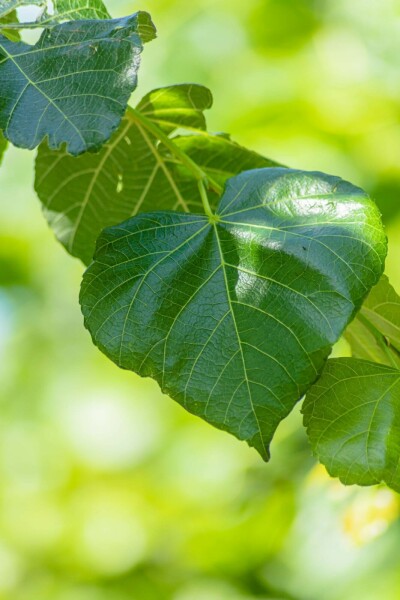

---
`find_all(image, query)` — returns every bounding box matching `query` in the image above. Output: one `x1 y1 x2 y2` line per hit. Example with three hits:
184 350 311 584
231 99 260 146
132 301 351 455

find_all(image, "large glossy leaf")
80 168 386 459
345 275 400 368
303 358 400 491
35 84 278 264
0 12 156 155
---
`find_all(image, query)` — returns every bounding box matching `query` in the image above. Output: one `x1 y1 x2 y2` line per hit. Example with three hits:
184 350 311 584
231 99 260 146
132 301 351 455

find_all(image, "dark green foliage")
1 0 398 486
0 13 155 154
303 358 400 492
35 85 278 264
80 168 386 458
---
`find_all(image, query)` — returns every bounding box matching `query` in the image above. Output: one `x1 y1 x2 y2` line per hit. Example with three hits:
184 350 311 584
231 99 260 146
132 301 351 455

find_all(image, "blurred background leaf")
1 0 400 598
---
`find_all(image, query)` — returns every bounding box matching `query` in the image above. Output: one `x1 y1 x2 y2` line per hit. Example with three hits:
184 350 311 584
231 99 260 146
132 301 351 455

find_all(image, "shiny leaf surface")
80 168 386 458
303 358 400 492
136 84 212 132
0 12 156 155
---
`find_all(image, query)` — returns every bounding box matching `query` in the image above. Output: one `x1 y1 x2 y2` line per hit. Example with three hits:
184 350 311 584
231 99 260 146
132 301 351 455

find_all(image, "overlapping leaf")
0 7 21 41
35 84 279 264
39 1 155 41
40 0 110 24
136 84 212 132
0 0 45 19
345 275 400 368
303 358 400 491
0 12 156 155
0 0 110 31
171 134 277 188
80 168 386 459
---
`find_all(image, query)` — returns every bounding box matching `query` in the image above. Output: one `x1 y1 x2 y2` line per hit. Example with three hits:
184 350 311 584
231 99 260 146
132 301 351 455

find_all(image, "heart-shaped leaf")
0 12 156 155
80 168 386 459
35 85 278 264
303 358 400 491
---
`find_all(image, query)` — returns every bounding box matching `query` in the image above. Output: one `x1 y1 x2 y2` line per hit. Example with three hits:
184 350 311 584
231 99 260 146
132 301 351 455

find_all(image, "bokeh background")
1 0 400 598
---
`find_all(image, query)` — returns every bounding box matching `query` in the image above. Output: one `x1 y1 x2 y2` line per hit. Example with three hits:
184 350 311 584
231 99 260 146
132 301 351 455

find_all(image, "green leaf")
136 84 213 132
303 358 400 492
169 133 279 190
0 0 45 19
0 130 7 164
80 168 386 459
0 0 111 31
0 12 156 155
35 84 278 264
345 275 400 368
41 0 111 23
0 0 156 42
0 9 21 42
41 1 154 42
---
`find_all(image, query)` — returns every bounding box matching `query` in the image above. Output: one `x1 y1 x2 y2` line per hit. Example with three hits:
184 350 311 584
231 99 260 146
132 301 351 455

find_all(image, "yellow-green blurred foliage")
1 0 400 598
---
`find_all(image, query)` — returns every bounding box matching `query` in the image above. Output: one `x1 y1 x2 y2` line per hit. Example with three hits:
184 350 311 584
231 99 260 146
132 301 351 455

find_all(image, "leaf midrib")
0 40 85 145
68 118 132 252
213 222 267 457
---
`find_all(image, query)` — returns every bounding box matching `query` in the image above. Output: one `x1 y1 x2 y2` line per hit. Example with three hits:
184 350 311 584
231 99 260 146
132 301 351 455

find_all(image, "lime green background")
1 0 400 598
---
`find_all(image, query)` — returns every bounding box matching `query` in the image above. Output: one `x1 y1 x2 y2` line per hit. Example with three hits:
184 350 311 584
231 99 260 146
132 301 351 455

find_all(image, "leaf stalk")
130 108 223 198
357 311 400 368
198 179 214 218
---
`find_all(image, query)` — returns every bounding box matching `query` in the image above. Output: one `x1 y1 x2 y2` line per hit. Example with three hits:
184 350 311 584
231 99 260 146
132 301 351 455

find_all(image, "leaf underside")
345 274 400 368
80 168 386 459
303 358 400 492
1 0 394 474
0 12 156 155
35 84 279 264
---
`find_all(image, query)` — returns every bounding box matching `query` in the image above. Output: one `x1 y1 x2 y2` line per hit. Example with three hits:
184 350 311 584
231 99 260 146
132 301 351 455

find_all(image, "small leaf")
35 85 278 264
303 358 400 492
0 12 156 155
136 84 213 132
80 168 386 459
41 0 111 23
0 9 20 42
345 275 400 368
0 0 111 30
0 0 45 19
0 130 7 164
